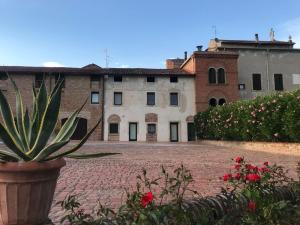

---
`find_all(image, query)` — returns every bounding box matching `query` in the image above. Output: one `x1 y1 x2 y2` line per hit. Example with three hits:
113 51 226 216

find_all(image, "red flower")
259 167 270 173
223 173 232 181
235 156 243 163
248 200 256 212
246 173 261 182
141 192 154 208
246 164 258 171
263 162 269 166
234 164 241 171
234 173 241 180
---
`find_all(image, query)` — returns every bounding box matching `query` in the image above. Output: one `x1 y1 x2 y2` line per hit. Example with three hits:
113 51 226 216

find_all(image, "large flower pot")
0 158 66 225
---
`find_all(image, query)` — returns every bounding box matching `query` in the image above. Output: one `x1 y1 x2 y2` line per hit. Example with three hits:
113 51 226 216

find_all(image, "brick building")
1 35 299 142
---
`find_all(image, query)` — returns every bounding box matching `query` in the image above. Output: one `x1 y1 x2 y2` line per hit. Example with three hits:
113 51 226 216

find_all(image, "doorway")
170 122 179 142
129 122 138 141
187 122 196 141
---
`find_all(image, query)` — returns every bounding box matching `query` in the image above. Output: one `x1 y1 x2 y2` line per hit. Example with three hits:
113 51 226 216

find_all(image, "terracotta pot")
0 158 66 225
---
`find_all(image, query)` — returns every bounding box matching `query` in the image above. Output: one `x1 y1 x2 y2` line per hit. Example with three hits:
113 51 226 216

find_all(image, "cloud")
279 17 300 47
42 61 65 67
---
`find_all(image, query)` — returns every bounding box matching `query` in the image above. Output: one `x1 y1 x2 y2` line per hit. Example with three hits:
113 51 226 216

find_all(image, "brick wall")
1 73 104 141
182 52 240 112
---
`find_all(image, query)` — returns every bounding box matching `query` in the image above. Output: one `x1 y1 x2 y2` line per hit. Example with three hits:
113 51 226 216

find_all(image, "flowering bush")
195 89 300 142
220 156 300 225
60 159 300 225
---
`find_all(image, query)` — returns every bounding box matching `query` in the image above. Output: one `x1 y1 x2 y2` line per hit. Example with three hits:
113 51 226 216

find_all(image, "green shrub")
195 89 300 142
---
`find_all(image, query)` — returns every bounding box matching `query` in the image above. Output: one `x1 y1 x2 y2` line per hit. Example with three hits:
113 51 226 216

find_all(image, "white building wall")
104 75 196 142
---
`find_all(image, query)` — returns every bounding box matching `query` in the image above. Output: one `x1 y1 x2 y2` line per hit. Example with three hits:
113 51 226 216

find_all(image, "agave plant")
0 74 117 162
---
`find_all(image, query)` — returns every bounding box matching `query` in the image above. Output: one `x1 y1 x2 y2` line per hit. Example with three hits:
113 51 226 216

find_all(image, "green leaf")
45 117 102 160
10 77 30 150
0 122 30 160
33 140 69 161
0 149 20 162
52 98 87 143
29 80 48 148
0 89 24 151
65 152 119 159
28 81 63 157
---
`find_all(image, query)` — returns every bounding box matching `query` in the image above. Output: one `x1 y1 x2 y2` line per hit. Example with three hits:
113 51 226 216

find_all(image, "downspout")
266 49 270 93
101 75 105 141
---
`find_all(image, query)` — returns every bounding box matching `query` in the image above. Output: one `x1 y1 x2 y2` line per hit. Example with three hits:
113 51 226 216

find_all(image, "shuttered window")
252 74 262 90
274 74 283 91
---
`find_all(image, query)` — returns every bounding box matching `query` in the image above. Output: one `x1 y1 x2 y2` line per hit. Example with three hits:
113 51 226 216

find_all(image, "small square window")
238 84 246 90
170 93 178 106
114 75 122 82
170 76 178 83
114 92 122 105
147 76 155 82
147 124 156 134
91 92 99 104
35 73 44 88
147 92 155 106
55 73 65 88
109 123 119 134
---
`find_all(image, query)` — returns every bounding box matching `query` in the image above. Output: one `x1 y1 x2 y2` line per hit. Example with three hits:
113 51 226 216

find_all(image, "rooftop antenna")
269 28 275 41
104 49 110 68
212 25 217 38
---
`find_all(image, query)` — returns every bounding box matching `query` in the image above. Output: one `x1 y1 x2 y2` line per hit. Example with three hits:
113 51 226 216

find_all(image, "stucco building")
1 34 300 142
207 35 300 99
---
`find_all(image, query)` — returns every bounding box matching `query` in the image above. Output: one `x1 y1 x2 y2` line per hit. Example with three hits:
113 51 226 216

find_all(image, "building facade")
103 72 196 142
207 36 300 99
1 35 300 142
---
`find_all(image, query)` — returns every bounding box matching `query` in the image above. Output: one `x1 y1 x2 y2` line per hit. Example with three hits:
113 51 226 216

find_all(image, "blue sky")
0 0 300 68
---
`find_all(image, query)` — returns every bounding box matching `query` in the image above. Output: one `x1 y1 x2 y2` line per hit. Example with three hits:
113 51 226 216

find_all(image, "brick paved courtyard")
49 142 300 224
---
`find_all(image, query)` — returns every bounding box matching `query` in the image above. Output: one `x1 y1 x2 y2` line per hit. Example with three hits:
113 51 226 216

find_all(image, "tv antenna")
104 49 110 68
212 25 217 38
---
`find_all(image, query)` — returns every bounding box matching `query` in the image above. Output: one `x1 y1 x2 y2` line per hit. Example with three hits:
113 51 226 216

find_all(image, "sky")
0 0 300 69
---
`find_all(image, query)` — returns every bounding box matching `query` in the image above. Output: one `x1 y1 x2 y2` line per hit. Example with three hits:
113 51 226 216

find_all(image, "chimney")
196 45 203 51
184 51 187 60
255 33 259 42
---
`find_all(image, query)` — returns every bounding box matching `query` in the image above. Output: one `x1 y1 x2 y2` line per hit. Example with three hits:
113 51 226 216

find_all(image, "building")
1 34 300 142
207 34 300 99
103 69 196 142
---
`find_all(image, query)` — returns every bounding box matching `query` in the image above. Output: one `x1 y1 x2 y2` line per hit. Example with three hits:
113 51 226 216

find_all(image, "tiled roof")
0 65 193 76
217 39 295 46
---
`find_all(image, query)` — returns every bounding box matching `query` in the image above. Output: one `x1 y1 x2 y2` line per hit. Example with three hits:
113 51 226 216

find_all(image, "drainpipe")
266 49 270 93
101 75 105 141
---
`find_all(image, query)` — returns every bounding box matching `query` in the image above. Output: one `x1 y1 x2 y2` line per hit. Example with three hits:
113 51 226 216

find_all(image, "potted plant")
0 76 117 225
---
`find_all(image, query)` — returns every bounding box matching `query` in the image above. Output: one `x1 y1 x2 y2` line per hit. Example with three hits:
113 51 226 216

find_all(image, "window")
147 92 155 105
274 74 283 91
208 68 217 84
35 73 43 88
170 93 178 106
114 92 122 105
55 73 65 88
217 68 226 84
147 124 156 134
239 84 246 90
0 72 8 80
147 76 155 82
170 76 178 83
114 75 122 82
109 123 119 134
91 92 99 104
219 98 226 105
252 74 262 90
209 98 217 107
90 75 100 82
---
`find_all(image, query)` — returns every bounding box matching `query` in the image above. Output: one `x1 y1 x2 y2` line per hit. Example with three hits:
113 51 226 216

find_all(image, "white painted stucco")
104 75 196 142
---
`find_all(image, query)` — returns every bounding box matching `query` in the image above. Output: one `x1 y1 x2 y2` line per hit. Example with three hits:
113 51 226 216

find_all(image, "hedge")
194 89 300 142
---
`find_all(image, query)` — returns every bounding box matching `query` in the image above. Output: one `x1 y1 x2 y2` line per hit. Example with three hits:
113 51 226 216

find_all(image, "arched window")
208 68 216 84
217 68 226 84
209 98 217 107
219 98 226 106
